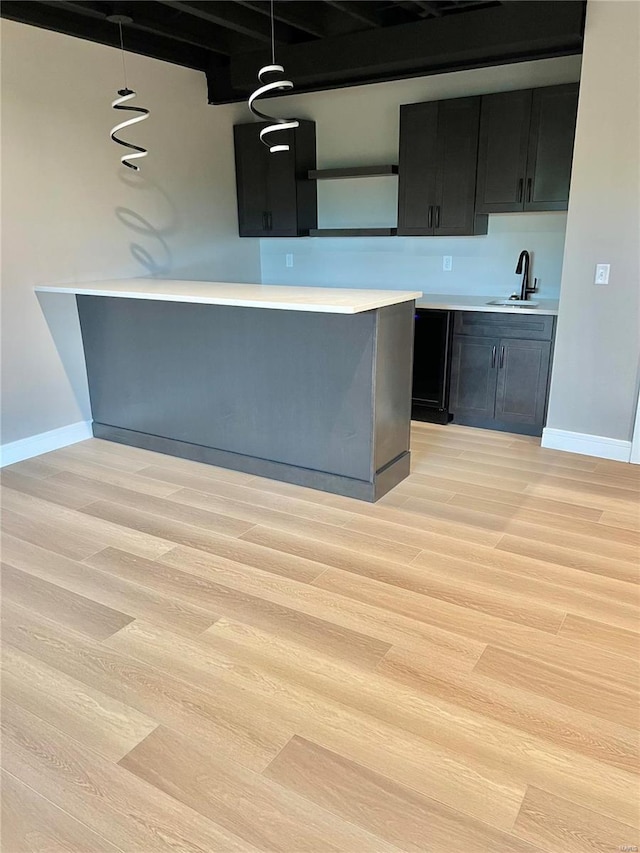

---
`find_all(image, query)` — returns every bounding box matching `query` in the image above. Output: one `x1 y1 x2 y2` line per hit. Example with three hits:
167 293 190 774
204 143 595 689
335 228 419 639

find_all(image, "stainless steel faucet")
515 250 537 301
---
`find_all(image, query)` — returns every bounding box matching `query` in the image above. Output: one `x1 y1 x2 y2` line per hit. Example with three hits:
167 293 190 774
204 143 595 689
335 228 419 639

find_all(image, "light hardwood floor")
1 422 639 852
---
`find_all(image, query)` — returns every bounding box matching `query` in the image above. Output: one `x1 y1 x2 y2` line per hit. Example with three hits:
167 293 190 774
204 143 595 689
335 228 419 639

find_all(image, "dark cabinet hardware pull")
435 205 441 228
491 345 497 369
517 178 523 203
262 211 268 230
526 178 532 203
267 212 273 230
427 206 433 229
499 345 505 368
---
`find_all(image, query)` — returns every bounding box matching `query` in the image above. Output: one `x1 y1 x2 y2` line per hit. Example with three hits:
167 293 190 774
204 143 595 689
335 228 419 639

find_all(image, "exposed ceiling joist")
234 0 327 39
34 0 236 54
412 1 443 16
216 1 584 102
324 1 383 27
1 1 585 104
157 0 296 45
0 0 212 68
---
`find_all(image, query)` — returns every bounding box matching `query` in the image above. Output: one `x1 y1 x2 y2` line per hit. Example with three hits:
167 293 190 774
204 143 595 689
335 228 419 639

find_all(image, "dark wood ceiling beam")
412 1 443 16
235 0 326 38
215 1 584 102
36 1 106 21
34 0 234 53
0 1 212 69
323 1 382 27
158 0 297 44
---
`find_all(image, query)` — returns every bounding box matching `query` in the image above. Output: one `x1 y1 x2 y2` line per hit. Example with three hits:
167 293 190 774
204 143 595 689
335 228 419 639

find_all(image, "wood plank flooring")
1 422 639 852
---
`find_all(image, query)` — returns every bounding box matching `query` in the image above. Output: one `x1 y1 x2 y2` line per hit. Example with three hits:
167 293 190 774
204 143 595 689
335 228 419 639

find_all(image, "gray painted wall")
261 214 568 297
260 56 582 298
0 20 261 445
546 0 640 442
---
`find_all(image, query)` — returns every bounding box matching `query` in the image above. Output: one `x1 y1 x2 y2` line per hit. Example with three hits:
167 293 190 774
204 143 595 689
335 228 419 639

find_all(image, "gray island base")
73 288 418 502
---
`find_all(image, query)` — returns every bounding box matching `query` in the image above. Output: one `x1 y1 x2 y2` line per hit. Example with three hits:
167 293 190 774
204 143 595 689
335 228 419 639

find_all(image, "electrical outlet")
285 253 294 268
594 263 610 284
443 255 453 272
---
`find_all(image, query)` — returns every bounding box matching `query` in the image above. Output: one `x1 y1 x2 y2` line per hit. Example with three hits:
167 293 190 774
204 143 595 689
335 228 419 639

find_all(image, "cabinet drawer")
454 311 554 341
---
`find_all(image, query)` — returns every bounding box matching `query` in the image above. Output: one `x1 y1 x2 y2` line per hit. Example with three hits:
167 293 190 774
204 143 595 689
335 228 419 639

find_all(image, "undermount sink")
487 299 539 308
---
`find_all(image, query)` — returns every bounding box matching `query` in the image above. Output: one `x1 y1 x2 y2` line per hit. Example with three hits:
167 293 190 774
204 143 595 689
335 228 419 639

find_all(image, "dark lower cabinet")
449 312 555 436
450 335 499 422
495 338 552 430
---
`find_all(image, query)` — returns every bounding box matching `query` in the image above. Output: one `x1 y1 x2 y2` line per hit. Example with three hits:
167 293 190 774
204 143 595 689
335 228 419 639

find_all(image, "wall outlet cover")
594 263 610 284
443 255 453 272
286 253 294 268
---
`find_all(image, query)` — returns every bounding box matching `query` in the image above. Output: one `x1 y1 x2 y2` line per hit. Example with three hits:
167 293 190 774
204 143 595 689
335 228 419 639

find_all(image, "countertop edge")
415 298 559 316
34 284 422 314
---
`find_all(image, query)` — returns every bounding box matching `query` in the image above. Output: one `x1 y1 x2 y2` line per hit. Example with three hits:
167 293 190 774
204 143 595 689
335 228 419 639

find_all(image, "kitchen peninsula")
36 280 421 501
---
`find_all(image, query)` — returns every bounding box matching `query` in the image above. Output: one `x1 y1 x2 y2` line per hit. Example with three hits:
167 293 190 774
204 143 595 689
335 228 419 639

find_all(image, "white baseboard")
0 420 93 467
542 428 632 462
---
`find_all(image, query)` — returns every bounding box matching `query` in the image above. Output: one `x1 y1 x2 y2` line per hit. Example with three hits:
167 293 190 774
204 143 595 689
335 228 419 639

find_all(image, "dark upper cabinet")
233 120 317 237
474 89 531 214
398 97 488 237
475 83 578 214
525 85 579 211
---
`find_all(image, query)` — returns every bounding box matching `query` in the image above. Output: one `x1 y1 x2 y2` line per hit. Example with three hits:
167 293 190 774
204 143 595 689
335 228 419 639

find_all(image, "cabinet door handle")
435 205 441 228
526 178 532 203
267 212 273 231
499 345 505 368
262 211 268 230
517 178 523 203
491 345 497 369
427 206 433 229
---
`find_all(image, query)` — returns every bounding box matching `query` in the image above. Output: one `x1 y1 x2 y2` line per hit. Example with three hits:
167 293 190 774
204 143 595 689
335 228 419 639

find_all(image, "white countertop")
415 293 559 315
35 280 422 315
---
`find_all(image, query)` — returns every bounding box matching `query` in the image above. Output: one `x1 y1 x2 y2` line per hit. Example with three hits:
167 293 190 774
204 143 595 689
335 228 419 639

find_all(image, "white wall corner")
541 428 632 463
0 421 93 467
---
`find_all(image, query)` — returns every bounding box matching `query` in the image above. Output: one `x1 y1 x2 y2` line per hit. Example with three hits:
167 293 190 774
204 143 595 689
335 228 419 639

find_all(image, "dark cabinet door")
525 84 578 211
434 97 483 236
495 337 551 431
397 101 439 236
449 335 499 421
233 121 316 237
266 131 299 235
475 84 578 214
398 98 486 237
234 123 270 236
475 90 532 214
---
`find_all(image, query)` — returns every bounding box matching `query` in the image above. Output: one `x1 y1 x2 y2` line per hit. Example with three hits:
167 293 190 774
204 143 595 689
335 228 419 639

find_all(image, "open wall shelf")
308 165 398 180
309 228 397 237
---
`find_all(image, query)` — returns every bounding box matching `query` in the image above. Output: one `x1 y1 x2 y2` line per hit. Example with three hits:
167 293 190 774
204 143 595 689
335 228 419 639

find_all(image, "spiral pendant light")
108 15 149 171
247 0 299 153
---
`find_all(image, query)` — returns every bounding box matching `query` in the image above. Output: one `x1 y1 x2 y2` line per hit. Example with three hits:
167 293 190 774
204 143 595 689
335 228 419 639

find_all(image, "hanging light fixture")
107 13 149 171
247 0 299 153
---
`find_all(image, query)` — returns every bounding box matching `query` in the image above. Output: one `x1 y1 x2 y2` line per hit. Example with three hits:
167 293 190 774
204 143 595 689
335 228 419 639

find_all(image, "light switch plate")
594 263 610 284
285 254 294 268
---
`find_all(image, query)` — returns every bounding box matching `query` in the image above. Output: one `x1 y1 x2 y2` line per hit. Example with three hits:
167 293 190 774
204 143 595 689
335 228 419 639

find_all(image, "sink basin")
487 299 539 308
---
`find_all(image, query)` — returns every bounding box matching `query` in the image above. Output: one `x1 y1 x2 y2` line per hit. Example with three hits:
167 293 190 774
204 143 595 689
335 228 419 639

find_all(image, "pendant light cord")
270 0 275 64
118 21 128 90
